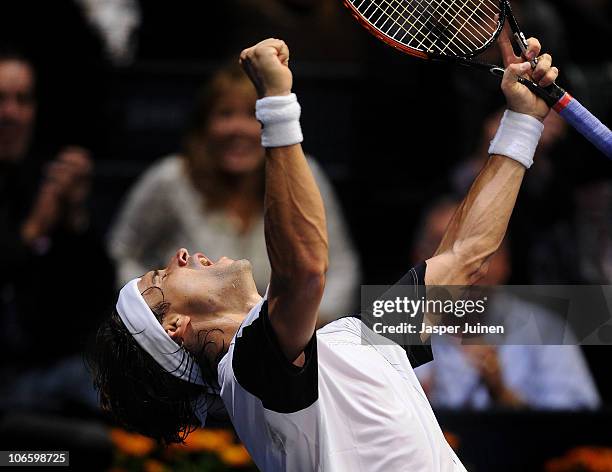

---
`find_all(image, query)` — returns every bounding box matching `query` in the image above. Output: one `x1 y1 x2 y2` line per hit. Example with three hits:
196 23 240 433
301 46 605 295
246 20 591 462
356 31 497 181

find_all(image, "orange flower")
109 428 156 457
220 444 253 467
173 428 234 453
143 459 167 472
546 446 612 472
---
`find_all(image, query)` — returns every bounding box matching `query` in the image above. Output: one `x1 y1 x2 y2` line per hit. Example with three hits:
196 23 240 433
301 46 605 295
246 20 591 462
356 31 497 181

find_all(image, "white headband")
116 278 206 385
116 278 215 426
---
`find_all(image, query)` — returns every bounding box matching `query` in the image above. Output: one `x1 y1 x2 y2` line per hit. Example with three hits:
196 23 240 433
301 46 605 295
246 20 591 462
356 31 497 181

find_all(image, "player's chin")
219 257 252 272
233 258 253 272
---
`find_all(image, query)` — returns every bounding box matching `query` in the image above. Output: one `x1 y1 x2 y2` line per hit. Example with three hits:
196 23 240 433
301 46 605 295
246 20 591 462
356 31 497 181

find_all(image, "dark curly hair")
86 296 221 444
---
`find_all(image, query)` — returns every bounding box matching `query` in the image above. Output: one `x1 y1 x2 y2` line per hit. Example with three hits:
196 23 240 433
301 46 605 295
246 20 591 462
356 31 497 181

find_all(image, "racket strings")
356 0 421 44
409 0 490 52
390 0 462 52
436 0 493 53
358 0 461 54
350 0 500 56
388 0 497 52
381 0 458 53
405 0 499 53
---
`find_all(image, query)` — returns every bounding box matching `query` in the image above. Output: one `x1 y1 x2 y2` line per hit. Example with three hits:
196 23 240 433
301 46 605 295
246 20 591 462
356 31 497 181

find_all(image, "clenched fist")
239 38 293 98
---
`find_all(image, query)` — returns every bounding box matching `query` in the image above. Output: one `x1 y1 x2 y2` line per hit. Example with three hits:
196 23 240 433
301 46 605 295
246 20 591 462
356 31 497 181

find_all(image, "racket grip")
554 94 612 159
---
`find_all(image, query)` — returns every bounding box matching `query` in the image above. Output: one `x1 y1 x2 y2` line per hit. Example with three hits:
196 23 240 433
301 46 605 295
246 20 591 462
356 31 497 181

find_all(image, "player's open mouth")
196 253 212 267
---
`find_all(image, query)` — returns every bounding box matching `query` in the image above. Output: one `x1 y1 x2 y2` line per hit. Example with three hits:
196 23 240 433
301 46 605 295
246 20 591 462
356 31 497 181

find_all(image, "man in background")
0 48 114 413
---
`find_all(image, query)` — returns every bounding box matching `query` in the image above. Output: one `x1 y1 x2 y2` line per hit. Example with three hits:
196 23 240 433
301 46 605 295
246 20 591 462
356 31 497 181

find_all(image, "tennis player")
91 33 558 471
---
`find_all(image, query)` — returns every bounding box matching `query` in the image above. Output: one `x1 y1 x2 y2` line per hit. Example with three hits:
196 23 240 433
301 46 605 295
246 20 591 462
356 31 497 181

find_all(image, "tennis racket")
344 0 612 158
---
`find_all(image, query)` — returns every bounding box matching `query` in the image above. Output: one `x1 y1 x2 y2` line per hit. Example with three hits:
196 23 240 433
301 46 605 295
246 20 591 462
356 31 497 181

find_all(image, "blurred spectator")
413 197 600 410
0 0 111 156
109 64 361 323
531 176 611 284
0 50 115 413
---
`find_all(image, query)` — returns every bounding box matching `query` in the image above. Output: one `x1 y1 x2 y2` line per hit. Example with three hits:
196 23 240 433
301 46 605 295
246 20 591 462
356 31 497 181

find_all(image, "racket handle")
553 93 612 159
490 73 612 158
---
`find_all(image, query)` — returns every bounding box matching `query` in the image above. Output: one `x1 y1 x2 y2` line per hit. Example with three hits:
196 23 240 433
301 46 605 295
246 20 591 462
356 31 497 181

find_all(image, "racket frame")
343 0 507 60
343 0 565 107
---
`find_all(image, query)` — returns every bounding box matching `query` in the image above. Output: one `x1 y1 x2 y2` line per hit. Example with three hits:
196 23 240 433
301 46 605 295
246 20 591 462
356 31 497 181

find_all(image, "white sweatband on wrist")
488 109 544 169
255 93 303 148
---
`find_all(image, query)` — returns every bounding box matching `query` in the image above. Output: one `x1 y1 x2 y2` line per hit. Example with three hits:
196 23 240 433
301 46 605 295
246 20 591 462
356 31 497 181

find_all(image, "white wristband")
255 93 303 148
488 110 544 169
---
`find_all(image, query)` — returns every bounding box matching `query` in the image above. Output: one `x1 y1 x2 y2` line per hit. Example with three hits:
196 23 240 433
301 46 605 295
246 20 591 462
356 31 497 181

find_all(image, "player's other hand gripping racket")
344 0 612 158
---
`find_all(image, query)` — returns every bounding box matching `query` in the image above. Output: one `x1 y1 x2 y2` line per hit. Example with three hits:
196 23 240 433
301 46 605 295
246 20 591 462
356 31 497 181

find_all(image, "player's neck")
195 296 261 367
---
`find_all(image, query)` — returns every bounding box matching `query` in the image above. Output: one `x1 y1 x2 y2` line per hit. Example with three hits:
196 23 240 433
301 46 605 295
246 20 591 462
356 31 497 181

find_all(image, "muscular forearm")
419 154 525 339
430 155 525 284
264 144 329 282
264 143 328 361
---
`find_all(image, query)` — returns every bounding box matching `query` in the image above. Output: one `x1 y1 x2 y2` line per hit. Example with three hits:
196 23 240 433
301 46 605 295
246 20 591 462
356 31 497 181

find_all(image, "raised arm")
425 33 558 286
240 39 329 363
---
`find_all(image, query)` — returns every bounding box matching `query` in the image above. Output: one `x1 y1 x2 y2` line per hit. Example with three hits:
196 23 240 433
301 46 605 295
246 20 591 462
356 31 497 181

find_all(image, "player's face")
137 248 258 319
204 85 264 174
0 60 36 162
